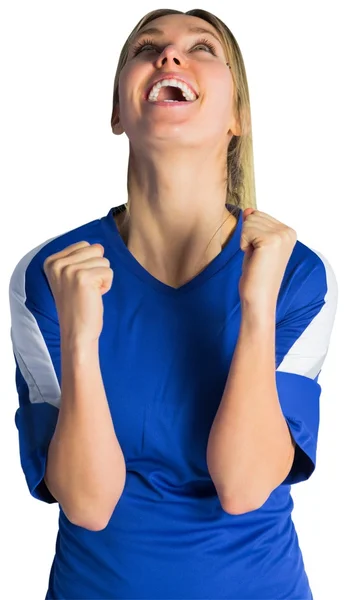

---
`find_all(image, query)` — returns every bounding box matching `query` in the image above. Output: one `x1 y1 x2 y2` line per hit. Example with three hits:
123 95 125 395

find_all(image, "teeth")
148 78 197 102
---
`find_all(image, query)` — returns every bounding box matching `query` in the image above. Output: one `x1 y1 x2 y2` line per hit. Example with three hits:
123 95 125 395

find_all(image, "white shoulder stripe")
277 250 338 379
9 238 62 408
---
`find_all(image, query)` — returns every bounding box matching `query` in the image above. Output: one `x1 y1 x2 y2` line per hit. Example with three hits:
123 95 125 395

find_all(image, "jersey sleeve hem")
275 370 321 485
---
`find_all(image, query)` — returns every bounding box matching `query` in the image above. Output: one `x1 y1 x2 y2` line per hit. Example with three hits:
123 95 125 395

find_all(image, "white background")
1 1 345 598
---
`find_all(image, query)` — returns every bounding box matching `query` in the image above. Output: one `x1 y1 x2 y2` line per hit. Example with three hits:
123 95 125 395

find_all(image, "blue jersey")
9 204 338 599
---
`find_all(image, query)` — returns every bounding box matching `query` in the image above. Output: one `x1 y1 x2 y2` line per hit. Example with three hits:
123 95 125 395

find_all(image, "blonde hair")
110 8 257 230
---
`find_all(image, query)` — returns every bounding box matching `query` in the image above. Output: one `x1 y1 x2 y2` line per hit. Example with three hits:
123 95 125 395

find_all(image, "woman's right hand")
43 241 114 343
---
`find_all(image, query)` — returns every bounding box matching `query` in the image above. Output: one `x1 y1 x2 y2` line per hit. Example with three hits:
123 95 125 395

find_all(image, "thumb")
240 207 255 252
243 207 256 221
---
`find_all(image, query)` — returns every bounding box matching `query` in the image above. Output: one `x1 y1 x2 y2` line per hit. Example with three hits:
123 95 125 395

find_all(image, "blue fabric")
10 203 334 599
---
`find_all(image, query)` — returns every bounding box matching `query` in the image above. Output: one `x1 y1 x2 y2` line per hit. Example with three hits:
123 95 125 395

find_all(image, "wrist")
61 335 99 365
240 299 276 328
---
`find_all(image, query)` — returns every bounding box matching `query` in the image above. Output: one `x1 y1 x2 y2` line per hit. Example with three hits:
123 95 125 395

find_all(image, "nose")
155 44 188 69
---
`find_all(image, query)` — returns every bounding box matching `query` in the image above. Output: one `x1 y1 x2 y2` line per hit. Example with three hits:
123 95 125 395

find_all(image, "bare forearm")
206 303 295 514
45 338 126 530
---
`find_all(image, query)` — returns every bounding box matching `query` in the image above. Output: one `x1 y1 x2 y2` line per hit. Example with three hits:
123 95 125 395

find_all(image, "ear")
111 104 124 135
227 107 250 137
227 116 242 137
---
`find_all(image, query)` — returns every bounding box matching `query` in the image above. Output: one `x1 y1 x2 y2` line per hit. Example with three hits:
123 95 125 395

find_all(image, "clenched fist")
43 241 114 344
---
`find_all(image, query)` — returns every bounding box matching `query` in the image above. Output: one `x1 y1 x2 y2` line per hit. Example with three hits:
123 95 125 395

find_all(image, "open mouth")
147 84 197 103
155 87 187 102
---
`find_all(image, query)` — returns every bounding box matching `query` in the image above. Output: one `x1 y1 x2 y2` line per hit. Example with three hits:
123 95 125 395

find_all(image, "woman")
9 8 338 599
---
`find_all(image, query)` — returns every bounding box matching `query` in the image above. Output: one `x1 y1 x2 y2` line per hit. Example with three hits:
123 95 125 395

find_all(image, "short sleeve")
9 243 62 503
276 251 338 485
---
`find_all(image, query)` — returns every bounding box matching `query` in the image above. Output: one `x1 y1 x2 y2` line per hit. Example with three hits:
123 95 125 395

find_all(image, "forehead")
132 14 223 45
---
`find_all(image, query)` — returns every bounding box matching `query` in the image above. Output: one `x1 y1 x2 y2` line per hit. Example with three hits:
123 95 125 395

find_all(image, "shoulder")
291 239 337 295
9 213 104 302
279 239 338 321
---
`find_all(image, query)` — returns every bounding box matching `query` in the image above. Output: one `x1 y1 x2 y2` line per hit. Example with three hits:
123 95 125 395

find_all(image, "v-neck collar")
100 203 243 296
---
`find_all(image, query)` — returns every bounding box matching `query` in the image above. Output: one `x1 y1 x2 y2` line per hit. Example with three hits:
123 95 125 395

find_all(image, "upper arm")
9 244 62 503
275 250 338 485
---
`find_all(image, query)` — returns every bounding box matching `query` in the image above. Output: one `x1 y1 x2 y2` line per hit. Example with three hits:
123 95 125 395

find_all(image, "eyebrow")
132 26 222 46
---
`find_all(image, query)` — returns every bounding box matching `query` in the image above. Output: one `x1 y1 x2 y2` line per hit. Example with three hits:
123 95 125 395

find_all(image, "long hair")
110 8 257 231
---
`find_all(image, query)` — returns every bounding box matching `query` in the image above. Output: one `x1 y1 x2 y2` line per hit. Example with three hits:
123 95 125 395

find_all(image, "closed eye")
132 37 217 57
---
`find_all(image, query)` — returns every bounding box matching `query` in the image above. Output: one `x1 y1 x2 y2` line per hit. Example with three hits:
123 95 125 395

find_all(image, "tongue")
157 86 186 101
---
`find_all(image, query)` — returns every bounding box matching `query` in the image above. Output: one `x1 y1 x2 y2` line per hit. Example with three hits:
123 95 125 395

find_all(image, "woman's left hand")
239 208 297 311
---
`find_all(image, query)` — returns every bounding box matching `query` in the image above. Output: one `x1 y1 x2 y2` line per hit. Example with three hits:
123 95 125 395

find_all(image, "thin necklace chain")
118 207 232 246
117 206 234 283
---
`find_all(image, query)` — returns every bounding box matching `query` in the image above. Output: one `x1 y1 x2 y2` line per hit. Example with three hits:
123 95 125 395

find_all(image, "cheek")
203 69 233 110
204 85 233 122
118 68 131 104
118 64 137 100
118 66 147 121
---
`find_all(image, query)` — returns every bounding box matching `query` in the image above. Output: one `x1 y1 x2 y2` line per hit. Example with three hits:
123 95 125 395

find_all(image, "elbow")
62 489 125 531
46 474 126 532
65 502 118 531
220 493 266 516
68 515 111 532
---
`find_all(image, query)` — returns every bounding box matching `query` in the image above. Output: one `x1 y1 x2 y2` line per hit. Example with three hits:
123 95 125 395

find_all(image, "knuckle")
61 262 77 279
71 241 90 250
43 257 51 274
92 243 104 255
51 263 61 279
284 226 297 242
271 231 283 244
75 268 89 285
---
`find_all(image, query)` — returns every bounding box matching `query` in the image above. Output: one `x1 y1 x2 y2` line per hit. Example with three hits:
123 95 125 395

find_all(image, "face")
113 14 239 155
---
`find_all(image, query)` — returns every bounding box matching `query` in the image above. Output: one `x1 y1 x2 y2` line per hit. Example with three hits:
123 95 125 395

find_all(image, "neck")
117 147 237 288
